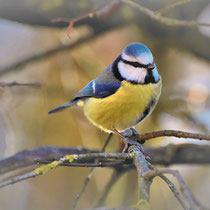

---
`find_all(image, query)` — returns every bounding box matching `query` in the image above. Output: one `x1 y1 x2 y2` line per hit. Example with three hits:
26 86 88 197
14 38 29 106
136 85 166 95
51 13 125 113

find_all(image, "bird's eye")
147 64 155 70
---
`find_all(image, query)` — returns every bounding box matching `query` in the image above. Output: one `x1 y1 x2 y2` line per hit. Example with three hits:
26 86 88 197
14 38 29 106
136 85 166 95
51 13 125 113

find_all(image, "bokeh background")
0 0 210 209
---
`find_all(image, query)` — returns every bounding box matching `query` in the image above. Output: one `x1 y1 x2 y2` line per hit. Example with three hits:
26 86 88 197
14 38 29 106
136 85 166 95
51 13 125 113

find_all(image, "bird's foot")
113 129 149 159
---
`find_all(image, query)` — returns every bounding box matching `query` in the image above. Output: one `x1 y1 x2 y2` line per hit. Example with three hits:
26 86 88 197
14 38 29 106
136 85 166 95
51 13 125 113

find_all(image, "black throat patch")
112 55 124 81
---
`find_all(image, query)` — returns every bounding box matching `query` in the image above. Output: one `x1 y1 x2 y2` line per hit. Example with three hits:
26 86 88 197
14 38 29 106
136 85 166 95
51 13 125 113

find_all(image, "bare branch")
131 146 152 204
0 155 78 188
139 130 210 142
52 0 121 38
0 151 132 188
157 169 210 210
0 81 41 88
155 0 191 16
1 143 210 177
0 146 97 175
122 0 210 27
159 174 189 210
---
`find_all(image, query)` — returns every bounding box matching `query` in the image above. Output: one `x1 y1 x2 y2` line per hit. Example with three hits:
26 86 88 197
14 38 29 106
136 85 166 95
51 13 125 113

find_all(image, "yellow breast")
83 80 162 133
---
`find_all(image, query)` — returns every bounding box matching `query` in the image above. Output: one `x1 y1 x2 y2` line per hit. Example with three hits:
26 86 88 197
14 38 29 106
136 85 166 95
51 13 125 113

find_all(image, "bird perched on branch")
49 43 162 151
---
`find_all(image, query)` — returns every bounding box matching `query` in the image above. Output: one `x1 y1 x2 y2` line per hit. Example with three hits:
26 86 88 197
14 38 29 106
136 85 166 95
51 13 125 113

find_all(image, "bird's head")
112 42 160 84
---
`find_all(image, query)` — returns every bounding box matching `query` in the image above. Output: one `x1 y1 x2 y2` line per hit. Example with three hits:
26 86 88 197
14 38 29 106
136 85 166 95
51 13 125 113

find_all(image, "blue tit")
49 42 162 149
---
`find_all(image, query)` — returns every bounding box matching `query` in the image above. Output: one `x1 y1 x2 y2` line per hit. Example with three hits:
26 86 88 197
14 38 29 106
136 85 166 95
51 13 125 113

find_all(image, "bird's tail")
48 101 77 114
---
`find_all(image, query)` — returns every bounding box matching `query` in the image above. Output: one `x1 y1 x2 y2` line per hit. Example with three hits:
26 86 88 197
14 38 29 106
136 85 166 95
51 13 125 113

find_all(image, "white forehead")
122 43 154 65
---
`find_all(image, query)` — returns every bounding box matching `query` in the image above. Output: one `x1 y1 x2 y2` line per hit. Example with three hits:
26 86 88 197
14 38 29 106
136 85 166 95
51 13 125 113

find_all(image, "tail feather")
48 101 77 114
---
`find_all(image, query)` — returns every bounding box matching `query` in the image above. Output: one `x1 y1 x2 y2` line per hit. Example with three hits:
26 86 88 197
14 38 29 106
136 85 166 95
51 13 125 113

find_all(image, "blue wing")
48 80 121 114
74 80 121 99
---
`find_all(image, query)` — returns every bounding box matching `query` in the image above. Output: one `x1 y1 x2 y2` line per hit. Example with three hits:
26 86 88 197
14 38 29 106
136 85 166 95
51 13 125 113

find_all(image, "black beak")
147 64 155 70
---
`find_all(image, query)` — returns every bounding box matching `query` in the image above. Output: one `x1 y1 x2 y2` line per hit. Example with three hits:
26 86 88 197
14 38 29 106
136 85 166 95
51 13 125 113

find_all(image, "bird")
48 42 162 152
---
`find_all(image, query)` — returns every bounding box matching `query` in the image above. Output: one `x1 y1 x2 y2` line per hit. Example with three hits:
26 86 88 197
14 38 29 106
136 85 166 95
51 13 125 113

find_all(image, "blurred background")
0 0 210 209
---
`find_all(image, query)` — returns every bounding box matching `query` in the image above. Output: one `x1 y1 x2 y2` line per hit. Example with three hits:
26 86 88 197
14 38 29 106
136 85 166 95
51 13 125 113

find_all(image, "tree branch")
157 169 210 210
0 154 78 188
0 81 41 88
155 0 191 16
158 174 189 210
0 144 209 209
131 145 152 209
1 143 210 177
139 130 210 142
0 146 97 175
122 0 210 27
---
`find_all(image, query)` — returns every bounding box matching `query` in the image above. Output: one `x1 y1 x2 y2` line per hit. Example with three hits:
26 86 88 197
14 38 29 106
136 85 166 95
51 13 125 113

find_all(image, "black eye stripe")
121 58 148 68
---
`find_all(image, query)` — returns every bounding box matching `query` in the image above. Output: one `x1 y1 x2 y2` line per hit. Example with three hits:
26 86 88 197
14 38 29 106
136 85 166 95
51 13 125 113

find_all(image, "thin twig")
139 130 210 142
71 134 113 210
52 0 121 38
122 0 210 27
157 169 210 210
159 174 189 210
156 0 191 16
0 81 41 88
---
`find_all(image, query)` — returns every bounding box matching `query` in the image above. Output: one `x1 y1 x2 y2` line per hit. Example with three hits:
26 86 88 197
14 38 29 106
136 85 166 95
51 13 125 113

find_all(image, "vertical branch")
130 146 153 209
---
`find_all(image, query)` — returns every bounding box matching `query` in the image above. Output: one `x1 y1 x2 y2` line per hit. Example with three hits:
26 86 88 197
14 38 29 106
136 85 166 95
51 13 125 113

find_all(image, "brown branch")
52 0 121 38
0 152 132 189
139 130 210 142
0 81 41 88
0 146 97 175
0 154 78 188
122 0 210 27
0 144 208 209
1 143 210 177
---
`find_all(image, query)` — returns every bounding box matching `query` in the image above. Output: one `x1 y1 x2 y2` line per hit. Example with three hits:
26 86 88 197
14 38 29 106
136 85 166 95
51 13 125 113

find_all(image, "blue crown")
124 43 151 57
123 42 153 64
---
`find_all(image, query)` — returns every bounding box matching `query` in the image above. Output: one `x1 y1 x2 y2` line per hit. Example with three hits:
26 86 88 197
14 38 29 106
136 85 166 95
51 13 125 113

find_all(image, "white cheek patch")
118 61 147 83
122 52 153 65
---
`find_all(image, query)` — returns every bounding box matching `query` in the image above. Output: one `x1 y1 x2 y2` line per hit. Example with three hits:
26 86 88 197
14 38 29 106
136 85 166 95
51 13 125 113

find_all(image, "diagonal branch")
159 174 189 210
155 0 191 16
0 155 77 188
122 0 210 27
157 169 210 210
52 0 121 39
